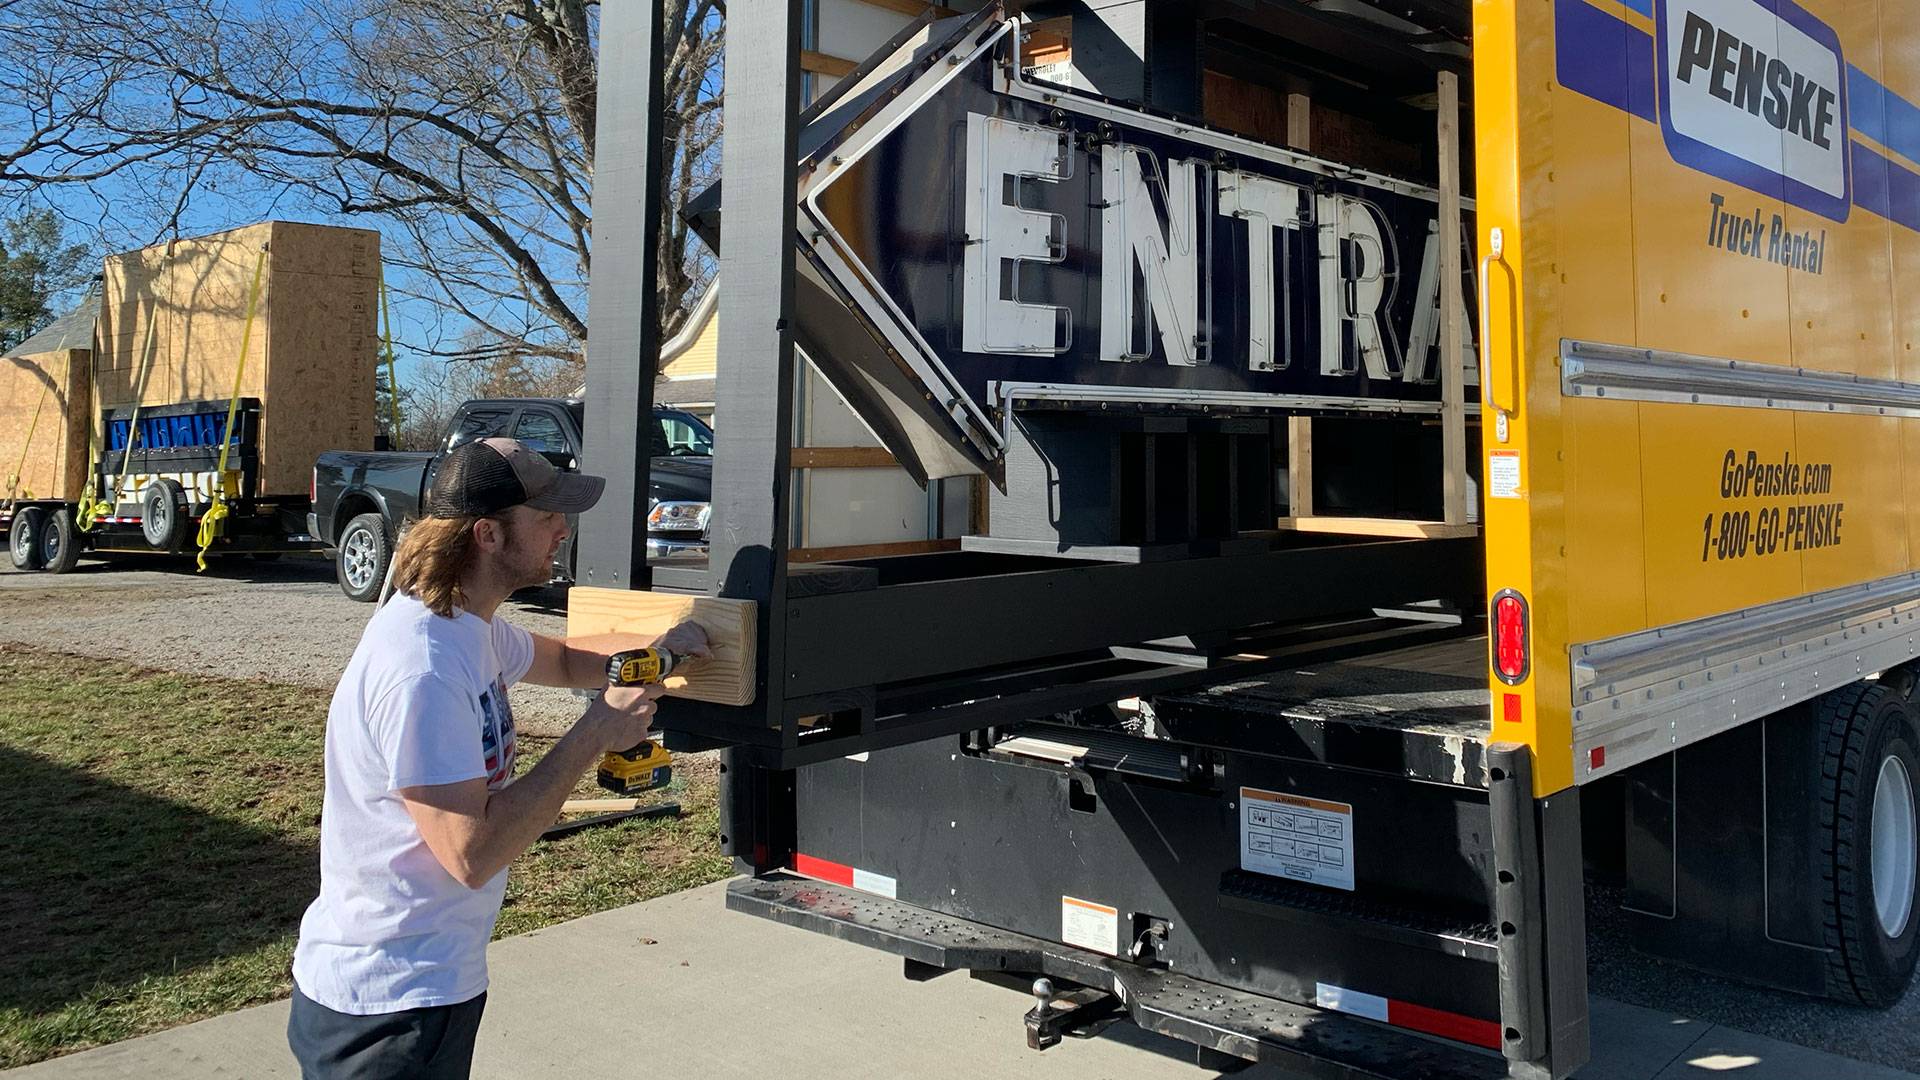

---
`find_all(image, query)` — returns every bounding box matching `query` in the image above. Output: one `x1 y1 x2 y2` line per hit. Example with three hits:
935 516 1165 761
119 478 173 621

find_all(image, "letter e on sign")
962 114 1069 355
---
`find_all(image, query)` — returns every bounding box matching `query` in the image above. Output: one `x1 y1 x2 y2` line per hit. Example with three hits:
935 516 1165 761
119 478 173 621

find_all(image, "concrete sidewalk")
9 881 1914 1080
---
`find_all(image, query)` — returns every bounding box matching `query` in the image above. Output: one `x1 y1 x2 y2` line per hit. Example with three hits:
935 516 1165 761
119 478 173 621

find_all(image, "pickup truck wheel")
141 479 190 552
338 513 390 602
40 508 80 574
1818 682 1920 1005
9 506 47 571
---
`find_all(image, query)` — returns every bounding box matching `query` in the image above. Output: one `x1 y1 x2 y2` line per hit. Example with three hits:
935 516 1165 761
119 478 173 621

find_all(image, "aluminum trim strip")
1570 571 1920 782
1561 338 1920 417
990 382 1481 422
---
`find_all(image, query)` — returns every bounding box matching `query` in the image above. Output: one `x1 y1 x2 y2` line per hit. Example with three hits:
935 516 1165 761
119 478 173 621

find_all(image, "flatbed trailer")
5 397 322 572
569 2 1920 1076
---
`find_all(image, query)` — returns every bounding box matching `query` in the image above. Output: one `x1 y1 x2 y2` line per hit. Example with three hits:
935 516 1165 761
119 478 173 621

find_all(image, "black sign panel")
792 11 1475 481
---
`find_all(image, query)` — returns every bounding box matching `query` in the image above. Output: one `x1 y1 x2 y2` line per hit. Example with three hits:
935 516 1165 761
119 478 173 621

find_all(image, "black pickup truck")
310 397 715 601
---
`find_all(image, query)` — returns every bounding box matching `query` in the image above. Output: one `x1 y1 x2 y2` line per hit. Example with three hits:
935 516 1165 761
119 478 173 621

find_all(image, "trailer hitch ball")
1025 980 1062 1051
1024 977 1123 1051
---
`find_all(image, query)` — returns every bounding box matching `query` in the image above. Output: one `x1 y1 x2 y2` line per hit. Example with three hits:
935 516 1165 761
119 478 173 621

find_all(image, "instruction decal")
1240 787 1355 892
1702 449 1844 561
1488 450 1522 499
1061 895 1120 955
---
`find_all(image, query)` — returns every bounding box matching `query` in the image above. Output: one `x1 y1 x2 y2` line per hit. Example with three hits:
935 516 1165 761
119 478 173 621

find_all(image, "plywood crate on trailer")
0 348 92 503
96 221 381 499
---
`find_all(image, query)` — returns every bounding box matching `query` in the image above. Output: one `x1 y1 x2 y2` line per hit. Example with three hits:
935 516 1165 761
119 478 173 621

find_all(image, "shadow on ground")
0 746 318 1017
1586 882 1919 1070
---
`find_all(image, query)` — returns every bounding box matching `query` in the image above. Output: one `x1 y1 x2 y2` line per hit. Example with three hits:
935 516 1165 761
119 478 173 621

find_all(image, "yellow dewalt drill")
596 648 687 795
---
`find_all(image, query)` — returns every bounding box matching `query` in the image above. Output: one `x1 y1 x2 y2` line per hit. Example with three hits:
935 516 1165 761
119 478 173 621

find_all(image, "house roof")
3 284 100 359
654 376 716 407
569 283 718 398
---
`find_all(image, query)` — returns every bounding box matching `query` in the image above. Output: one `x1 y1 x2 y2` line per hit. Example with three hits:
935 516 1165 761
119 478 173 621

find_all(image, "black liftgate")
575 2 1587 1077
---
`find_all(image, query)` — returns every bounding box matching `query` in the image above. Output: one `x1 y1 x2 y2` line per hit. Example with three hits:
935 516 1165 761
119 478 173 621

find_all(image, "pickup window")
654 412 714 457
513 410 571 456
447 407 515 451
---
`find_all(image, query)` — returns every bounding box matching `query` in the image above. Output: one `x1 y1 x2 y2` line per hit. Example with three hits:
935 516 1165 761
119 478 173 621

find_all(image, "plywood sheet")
566 587 759 707
260 264 379 493
0 349 91 501
97 221 380 496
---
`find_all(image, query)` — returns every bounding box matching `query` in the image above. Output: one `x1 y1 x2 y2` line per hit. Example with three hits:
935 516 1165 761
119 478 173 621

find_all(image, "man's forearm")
545 633 658 689
467 719 609 881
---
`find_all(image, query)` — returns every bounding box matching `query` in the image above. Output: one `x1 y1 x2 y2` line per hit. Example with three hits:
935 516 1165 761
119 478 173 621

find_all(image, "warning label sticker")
1488 451 1521 499
1240 787 1355 892
1061 895 1119 955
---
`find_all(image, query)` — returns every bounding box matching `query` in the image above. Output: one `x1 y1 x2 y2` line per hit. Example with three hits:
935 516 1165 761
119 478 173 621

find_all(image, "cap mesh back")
426 442 524 517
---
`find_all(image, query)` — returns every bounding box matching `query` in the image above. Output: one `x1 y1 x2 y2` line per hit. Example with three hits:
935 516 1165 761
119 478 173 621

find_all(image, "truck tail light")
1492 589 1529 684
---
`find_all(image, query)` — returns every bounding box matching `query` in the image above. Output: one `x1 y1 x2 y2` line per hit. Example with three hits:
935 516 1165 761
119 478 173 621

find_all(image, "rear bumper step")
726 874 1508 1080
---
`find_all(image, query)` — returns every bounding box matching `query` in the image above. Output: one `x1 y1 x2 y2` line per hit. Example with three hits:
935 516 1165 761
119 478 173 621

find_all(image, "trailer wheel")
40 507 80 574
1818 681 1920 1005
140 479 190 552
9 506 47 571
337 512 390 603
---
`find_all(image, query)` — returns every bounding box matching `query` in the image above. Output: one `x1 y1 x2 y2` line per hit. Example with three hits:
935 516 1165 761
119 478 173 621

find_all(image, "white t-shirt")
292 592 535 1014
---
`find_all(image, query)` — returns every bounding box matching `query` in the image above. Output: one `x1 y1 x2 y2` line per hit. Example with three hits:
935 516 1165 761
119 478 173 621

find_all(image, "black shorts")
286 986 487 1080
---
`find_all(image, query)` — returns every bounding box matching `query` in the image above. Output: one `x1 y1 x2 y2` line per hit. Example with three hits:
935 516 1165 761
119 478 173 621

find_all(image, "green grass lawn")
0 644 730 1068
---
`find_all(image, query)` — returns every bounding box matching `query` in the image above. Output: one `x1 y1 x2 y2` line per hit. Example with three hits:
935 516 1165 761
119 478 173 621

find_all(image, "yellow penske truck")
571 1 1920 1076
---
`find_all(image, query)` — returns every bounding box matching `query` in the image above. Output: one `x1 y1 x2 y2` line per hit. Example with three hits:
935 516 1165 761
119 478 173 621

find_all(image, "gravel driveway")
0 552 589 735
4 551 1917 1071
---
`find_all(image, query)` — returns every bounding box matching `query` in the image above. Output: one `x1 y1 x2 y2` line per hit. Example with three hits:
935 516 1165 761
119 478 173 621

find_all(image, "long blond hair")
389 514 504 617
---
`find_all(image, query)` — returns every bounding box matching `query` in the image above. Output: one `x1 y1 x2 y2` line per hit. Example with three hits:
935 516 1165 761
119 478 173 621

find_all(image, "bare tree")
0 0 723 371
398 335 581 449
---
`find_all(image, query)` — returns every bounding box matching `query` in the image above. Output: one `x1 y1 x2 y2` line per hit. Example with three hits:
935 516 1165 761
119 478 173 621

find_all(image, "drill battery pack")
596 741 673 796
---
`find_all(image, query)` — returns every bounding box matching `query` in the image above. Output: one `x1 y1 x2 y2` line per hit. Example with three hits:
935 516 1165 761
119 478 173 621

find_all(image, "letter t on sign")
1218 170 1306 372
962 113 1069 355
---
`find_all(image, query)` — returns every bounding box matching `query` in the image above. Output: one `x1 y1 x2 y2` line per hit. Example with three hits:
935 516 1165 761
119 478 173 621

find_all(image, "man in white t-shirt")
288 437 708 1079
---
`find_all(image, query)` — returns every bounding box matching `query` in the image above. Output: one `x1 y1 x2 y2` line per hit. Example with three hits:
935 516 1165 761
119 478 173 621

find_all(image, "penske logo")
1656 0 1849 220
1674 14 1838 150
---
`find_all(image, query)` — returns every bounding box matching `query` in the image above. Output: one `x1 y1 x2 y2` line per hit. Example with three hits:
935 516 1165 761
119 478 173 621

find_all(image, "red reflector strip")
791 853 898 898
1316 982 1500 1050
1590 746 1606 770
1387 999 1503 1050
792 853 854 887
1502 693 1522 724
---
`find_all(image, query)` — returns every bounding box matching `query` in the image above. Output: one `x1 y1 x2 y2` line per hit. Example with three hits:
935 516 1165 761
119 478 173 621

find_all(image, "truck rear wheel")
1818 681 1920 1005
40 507 80 574
337 512 390 603
9 506 47 571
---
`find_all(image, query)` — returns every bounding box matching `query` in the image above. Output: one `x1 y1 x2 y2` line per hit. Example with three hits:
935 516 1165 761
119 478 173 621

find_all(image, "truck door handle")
1479 227 1519 425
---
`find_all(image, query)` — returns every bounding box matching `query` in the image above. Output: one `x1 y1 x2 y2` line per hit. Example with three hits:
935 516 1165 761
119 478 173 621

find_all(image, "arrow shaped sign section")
789 5 1477 486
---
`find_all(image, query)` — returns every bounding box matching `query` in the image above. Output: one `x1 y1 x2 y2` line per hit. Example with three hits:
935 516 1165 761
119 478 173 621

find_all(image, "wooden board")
565 587 759 707
1277 516 1479 539
1436 71 1469 529
790 445 898 469
788 538 960 563
0 349 92 502
560 798 643 813
800 50 858 78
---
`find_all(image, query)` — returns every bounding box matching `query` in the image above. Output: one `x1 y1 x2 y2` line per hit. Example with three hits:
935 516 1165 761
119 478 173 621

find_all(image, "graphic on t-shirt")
478 677 517 787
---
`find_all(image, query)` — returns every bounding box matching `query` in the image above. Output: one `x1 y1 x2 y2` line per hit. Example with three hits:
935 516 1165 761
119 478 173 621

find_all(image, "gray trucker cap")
424 437 606 518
